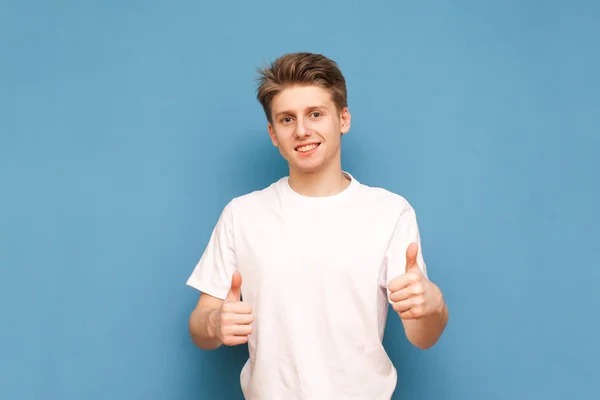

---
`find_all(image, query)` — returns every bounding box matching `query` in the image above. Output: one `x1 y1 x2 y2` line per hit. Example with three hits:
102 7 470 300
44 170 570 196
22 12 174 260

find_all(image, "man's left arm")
388 242 449 350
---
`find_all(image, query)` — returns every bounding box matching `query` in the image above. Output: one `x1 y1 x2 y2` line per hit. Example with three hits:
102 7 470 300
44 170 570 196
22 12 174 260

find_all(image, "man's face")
268 85 351 175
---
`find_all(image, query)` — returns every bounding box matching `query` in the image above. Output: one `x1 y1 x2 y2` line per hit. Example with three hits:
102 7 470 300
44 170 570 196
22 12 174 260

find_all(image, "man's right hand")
217 272 253 346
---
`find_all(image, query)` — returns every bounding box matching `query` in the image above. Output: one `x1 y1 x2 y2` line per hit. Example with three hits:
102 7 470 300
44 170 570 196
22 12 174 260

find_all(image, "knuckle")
221 303 232 313
233 303 245 313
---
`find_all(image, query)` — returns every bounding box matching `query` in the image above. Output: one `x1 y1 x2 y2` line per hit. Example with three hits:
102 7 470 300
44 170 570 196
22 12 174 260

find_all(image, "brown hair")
255 52 348 123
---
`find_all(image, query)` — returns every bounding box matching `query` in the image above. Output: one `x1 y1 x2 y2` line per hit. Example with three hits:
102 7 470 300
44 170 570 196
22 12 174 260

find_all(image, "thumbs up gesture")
217 272 254 346
388 243 443 320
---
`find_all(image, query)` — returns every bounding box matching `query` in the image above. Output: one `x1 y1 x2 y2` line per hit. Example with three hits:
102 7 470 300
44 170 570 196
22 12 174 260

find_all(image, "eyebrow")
274 104 328 119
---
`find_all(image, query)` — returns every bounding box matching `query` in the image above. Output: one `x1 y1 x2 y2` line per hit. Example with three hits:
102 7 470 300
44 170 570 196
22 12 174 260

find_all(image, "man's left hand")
388 242 444 320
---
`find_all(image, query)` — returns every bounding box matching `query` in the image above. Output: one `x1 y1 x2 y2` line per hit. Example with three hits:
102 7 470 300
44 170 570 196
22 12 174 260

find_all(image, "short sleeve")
380 205 428 303
186 201 237 299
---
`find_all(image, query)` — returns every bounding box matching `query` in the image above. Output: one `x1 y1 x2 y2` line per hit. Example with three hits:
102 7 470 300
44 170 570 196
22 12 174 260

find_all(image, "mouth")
295 143 321 153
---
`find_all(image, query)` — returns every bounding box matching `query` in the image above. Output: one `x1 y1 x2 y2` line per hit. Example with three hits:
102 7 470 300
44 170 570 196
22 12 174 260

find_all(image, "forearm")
401 298 448 350
189 307 222 350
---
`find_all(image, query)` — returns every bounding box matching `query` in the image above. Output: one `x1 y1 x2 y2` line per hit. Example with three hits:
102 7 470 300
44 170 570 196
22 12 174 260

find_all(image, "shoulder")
354 179 415 215
223 177 286 217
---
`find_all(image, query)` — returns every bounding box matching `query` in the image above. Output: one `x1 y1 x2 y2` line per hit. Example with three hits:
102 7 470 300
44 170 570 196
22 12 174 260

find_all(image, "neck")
288 160 350 197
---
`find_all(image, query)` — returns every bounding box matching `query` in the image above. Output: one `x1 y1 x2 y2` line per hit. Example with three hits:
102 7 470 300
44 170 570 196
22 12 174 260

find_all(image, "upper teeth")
298 144 318 152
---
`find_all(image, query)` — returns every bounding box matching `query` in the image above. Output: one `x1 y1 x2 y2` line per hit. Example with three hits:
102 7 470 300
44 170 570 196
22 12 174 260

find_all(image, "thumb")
405 242 419 273
226 271 242 302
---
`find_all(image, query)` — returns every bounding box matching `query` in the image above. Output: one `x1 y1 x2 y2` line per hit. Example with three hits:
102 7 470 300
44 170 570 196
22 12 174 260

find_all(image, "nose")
295 120 310 138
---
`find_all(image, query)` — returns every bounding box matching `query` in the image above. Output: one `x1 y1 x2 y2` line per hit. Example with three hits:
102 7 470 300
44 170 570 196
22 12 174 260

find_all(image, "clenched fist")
388 242 443 320
217 272 254 346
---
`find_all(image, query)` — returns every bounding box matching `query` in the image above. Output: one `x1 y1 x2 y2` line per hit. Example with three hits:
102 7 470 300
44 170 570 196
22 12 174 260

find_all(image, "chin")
283 148 330 174
292 161 326 174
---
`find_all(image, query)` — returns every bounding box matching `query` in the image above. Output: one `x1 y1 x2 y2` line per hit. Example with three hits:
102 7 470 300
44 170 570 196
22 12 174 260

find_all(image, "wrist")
436 293 448 325
207 308 222 340
432 284 446 317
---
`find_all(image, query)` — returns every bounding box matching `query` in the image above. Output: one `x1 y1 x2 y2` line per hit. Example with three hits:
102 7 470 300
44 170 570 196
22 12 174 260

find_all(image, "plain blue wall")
1 1 599 399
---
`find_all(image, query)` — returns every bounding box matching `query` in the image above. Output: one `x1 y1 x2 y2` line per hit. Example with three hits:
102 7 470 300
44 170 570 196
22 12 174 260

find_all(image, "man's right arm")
188 272 253 350
188 293 224 350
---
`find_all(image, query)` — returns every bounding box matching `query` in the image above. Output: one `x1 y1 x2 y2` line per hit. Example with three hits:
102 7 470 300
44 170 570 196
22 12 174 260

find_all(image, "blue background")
1 1 599 399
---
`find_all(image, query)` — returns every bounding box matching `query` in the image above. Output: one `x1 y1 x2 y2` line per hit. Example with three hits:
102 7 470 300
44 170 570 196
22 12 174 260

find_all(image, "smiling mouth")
295 143 320 153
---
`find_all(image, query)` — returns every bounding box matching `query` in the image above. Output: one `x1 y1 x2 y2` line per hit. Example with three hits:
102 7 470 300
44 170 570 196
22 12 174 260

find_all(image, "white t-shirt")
186 172 427 399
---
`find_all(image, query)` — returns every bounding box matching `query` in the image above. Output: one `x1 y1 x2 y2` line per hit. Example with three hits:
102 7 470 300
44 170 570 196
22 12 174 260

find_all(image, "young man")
186 52 448 399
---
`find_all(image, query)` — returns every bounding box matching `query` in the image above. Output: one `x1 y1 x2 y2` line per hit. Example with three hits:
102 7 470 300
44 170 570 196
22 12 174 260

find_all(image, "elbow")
192 337 220 351
407 335 438 350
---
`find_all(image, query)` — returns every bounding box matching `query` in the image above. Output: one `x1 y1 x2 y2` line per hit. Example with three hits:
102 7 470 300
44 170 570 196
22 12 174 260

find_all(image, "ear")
268 123 278 147
340 107 351 135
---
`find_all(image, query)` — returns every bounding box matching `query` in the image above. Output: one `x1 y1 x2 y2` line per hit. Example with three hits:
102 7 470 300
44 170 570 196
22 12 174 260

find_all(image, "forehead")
271 85 334 113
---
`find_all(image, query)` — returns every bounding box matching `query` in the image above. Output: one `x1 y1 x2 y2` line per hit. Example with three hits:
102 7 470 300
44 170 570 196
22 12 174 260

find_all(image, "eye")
281 116 293 124
310 111 321 118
